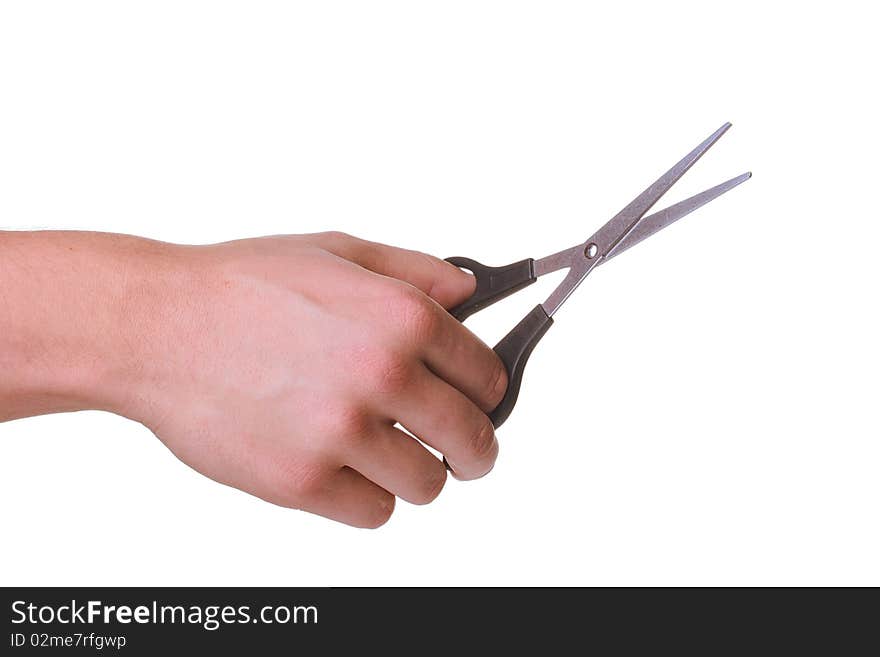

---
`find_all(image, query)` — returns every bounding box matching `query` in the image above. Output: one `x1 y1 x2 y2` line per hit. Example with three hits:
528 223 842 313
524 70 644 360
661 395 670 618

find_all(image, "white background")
1 2 878 586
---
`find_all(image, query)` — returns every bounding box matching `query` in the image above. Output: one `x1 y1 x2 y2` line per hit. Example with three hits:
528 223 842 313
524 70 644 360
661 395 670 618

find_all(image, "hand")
116 232 507 527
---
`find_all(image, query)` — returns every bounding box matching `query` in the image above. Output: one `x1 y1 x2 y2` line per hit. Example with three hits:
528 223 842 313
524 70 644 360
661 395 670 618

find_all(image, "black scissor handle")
442 305 552 471
445 256 537 322
444 256 552 429
487 304 553 427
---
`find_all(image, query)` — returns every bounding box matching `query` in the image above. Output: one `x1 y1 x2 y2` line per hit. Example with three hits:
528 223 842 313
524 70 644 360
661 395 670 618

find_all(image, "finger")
304 467 396 529
343 423 447 505
312 231 475 309
380 364 499 481
417 301 508 413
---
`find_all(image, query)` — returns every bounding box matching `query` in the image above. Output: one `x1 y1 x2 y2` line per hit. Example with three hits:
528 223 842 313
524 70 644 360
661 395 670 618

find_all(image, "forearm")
0 231 177 422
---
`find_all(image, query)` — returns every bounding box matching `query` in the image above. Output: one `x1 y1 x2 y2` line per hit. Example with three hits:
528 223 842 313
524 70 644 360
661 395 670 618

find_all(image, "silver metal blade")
533 171 751 277
541 122 733 316
603 171 751 262
592 122 732 259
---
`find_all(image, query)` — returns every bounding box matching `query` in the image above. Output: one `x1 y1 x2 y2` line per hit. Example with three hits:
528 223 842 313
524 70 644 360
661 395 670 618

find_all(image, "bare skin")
0 230 506 528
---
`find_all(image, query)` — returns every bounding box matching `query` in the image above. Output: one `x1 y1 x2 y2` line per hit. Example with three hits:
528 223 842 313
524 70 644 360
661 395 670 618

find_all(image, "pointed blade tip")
713 122 733 138
719 171 752 192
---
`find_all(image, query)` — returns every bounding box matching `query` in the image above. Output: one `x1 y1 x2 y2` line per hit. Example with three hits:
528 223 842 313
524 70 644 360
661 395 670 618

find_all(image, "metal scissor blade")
541 122 734 316
590 122 732 258
533 171 752 276
604 171 752 263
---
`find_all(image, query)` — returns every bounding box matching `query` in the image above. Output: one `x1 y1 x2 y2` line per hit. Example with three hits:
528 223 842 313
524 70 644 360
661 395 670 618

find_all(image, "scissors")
446 122 750 428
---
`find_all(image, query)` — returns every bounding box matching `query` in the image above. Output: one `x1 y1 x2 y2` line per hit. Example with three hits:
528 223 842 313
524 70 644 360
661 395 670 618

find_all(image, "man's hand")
0 231 507 527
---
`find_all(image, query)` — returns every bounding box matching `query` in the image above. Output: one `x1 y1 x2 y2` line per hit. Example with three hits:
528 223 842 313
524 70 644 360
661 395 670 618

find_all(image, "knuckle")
270 458 328 508
485 359 508 409
388 285 439 343
361 493 396 529
411 462 447 505
311 231 363 258
330 405 372 441
365 348 414 396
464 420 498 470
312 402 373 447
317 230 354 245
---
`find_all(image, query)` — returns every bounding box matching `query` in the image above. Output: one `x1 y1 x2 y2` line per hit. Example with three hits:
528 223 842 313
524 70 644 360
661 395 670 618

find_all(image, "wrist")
82 234 205 423
0 231 195 422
